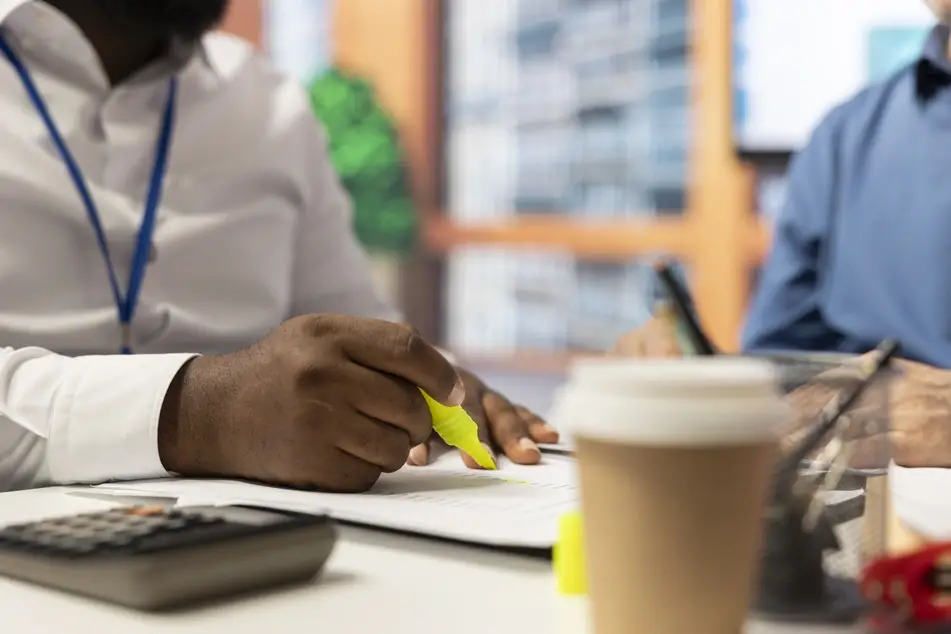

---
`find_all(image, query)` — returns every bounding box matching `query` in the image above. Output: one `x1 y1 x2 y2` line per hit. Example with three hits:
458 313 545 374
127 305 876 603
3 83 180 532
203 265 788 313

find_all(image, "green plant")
308 68 417 255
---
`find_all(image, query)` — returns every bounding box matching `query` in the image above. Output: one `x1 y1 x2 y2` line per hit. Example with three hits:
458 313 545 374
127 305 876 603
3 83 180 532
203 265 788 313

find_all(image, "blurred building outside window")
265 0 333 81
445 0 691 355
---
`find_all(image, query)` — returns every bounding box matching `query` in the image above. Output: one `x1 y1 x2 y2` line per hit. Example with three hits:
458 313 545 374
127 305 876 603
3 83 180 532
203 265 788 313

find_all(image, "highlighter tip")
466 442 496 470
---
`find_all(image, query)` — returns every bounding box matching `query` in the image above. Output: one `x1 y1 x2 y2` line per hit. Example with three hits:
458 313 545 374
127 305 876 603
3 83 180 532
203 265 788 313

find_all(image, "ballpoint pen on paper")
420 390 497 470
653 262 718 356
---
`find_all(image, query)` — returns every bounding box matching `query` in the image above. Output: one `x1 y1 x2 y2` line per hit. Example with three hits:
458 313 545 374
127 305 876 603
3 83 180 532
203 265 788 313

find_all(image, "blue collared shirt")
742 25 951 367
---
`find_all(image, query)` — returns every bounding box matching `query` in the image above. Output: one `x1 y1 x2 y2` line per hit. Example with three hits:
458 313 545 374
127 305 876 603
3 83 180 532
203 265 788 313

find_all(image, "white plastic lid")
569 356 779 392
562 357 784 447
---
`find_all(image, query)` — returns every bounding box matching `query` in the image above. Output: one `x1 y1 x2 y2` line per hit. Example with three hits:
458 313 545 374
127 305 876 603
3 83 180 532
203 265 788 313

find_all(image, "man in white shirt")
0 0 558 492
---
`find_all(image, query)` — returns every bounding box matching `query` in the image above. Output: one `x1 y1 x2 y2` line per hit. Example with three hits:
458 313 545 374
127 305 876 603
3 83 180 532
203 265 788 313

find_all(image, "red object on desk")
861 541 951 628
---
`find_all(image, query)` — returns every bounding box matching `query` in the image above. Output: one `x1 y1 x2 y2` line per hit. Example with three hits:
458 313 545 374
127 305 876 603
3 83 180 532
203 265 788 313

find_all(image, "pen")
653 261 718 356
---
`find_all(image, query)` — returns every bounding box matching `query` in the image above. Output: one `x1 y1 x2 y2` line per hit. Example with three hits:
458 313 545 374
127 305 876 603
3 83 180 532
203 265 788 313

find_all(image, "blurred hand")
782 356 951 469
406 368 560 469
157 314 464 493
611 310 682 358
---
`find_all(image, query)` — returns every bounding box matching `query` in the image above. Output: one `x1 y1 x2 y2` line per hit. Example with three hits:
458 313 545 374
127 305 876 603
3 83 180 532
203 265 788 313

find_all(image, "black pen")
653 261 718 356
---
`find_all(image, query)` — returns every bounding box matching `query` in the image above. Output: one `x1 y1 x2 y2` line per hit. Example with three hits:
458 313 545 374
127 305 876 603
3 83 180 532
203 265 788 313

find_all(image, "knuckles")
380 324 419 361
388 383 428 420
289 313 343 338
266 426 384 493
271 337 347 397
378 448 410 474
281 469 382 494
405 417 432 448
286 356 347 397
252 315 430 491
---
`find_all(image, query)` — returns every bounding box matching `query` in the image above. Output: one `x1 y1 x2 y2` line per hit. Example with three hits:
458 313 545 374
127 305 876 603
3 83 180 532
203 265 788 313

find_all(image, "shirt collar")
917 24 951 100
0 0 28 22
0 0 224 86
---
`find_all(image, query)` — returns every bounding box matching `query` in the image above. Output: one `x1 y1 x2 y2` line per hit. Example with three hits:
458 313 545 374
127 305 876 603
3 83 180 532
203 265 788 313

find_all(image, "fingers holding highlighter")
421 390 497 470
408 369 560 470
157 314 469 494
160 313 554 485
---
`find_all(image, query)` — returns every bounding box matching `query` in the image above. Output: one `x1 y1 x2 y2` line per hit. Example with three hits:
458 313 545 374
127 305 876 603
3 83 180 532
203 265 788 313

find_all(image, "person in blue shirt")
742 21 951 364
614 13 951 467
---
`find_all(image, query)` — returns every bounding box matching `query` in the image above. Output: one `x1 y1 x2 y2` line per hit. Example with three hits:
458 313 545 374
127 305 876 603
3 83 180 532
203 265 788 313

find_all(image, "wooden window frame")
422 0 767 353
231 0 768 353
221 1 264 48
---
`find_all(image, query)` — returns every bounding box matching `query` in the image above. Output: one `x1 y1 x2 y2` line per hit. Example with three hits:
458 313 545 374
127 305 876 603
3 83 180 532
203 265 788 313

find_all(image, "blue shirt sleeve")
741 111 848 354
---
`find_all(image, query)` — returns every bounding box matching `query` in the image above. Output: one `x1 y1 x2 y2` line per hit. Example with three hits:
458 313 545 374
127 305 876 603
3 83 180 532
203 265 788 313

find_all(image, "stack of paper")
890 463 951 540
93 454 578 550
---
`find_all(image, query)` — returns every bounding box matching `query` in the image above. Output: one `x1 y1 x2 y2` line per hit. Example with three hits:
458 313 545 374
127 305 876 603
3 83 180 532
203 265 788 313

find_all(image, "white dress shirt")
0 0 398 491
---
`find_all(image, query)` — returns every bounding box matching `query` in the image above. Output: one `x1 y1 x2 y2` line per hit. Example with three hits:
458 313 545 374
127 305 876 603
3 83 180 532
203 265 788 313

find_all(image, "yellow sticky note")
420 390 496 470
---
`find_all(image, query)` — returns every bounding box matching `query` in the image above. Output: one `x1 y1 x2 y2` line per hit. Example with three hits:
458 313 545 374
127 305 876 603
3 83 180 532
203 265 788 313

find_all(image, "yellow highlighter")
553 511 586 596
419 390 497 470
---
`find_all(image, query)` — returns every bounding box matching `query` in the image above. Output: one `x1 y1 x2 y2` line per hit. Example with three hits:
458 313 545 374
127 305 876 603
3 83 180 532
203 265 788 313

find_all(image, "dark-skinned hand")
157 314 465 493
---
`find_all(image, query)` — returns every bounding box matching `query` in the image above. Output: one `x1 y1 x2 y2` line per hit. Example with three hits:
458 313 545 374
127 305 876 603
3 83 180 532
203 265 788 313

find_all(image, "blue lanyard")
0 35 177 354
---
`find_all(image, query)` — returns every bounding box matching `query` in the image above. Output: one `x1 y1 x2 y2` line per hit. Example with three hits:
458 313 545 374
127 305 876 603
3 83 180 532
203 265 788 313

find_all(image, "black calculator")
0 504 337 610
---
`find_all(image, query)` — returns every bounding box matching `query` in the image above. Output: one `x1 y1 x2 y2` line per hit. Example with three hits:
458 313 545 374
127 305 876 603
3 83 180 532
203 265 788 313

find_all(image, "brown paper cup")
577 438 775 634
560 358 785 634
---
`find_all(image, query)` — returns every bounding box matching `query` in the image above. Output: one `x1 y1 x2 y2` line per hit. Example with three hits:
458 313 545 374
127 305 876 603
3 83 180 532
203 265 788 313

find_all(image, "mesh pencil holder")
751 351 899 624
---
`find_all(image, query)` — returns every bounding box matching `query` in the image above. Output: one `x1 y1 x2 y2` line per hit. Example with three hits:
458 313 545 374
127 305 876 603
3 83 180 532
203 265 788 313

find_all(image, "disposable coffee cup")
561 357 785 634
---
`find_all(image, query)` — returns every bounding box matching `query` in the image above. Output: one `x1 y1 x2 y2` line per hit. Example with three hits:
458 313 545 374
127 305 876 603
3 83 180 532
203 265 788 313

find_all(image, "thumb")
643 301 682 357
653 300 680 339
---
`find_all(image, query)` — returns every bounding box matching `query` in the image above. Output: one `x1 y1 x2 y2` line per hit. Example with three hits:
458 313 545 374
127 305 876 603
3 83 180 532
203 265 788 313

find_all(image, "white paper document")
889 463 951 540
92 454 578 550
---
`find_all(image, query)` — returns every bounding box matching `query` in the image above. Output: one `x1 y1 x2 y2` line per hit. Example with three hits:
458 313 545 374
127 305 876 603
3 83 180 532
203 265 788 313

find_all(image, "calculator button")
0 505 274 560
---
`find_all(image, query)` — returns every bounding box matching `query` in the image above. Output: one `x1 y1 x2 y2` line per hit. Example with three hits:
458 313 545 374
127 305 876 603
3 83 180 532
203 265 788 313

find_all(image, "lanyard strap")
0 35 177 354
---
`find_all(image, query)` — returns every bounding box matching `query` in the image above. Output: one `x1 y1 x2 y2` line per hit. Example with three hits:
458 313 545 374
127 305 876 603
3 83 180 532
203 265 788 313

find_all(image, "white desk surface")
0 483 929 634
0 487 555 634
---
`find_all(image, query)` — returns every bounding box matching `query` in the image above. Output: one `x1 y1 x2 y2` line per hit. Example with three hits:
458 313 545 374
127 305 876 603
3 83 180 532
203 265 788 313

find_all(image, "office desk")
0 357 912 634
0 488 875 634
0 488 554 634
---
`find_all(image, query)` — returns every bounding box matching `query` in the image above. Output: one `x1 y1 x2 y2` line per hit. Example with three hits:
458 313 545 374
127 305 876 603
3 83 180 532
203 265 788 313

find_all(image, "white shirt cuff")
47 353 199 484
